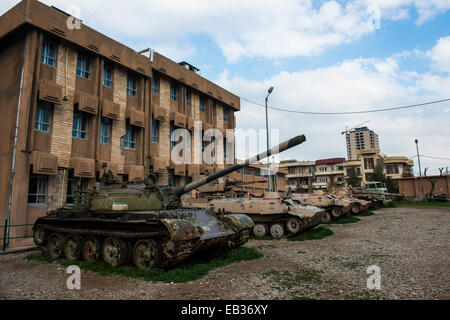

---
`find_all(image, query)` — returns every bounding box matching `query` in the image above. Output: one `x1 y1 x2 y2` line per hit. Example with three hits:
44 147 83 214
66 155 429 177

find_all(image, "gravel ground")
0 207 449 300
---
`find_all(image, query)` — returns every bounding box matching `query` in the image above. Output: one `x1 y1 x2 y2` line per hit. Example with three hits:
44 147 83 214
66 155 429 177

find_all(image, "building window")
72 111 88 140
152 118 159 143
66 170 87 205
186 89 191 107
100 117 111 145
76 53 91 79
289 168 296 174
35 101 52 132
386 164 399 174
244 168 253 175
212 103 217 117
224 138 228 161
103 63 113 88
364 158 375 170
170 122 176 147
28 174 48 204
124 120 137 150
152 75 159 94
127 73 137 96
41 39 57 67
223 108 229 123
170 82 178 101
200 96 206 112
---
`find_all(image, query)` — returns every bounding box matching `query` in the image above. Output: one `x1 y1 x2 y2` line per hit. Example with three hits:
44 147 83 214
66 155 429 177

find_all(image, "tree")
369 164 399 193
346 170 361 188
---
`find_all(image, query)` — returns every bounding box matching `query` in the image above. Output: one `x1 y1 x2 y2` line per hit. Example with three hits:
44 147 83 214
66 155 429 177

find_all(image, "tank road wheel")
321 211 332 223
286 218 303 235
63 235 83 261
331 207 343 219
102 238 129 267
351 204 361 215
253 224 269 238
47 233 64 259
33 226 48 246
270 224 285 240
132 239 162 270
82 237 103 262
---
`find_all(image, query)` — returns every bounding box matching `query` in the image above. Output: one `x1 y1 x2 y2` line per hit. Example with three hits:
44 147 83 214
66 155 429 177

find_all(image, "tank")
292 190 355 222
334 187 372 214
185 180 325 239
33 134 307 270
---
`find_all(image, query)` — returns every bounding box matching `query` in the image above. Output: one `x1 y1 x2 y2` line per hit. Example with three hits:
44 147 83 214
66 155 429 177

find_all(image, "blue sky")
1 0 449 175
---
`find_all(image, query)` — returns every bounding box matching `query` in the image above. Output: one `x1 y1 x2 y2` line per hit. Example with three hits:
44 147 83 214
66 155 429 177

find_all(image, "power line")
240 97 450 115
410 155 450 161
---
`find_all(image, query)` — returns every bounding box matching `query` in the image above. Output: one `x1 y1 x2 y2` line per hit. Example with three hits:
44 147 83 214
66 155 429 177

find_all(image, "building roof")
316 158 346 165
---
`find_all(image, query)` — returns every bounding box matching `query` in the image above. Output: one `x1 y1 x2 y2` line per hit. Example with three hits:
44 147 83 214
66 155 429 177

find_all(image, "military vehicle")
33 134 307 270
292 190 355 222
333 187 372 214
184 176 325 239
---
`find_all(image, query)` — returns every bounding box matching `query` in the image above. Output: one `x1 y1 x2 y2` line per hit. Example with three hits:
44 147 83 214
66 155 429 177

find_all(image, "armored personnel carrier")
186 181 325 239
33 134 307 270
292 190 355 222
334 188 372 214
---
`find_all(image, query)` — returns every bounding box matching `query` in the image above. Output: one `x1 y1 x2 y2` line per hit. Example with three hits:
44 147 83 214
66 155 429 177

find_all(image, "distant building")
346 127 379 160
280 151 414 191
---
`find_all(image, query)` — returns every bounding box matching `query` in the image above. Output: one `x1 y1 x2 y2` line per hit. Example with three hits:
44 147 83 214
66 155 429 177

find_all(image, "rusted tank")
33 134 307 269
292 190 355 222
334 188 372 214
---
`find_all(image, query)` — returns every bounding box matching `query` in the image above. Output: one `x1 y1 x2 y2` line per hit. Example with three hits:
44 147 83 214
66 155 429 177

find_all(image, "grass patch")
325 215 361 225
358 210 375 217
25 247 263 284
395 201 450 208
288 227 334 242
262 268 324 291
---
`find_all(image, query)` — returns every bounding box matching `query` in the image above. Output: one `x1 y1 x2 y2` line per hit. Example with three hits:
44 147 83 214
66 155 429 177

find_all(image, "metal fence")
1 220 34 251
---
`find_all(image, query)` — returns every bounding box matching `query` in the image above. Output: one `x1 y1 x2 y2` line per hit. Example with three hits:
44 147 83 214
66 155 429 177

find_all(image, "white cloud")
427 36 450 73
1 0 449 62
217 39 450 169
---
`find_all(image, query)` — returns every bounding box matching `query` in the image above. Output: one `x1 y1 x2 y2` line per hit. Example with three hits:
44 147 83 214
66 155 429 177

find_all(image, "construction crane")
341 120 370 135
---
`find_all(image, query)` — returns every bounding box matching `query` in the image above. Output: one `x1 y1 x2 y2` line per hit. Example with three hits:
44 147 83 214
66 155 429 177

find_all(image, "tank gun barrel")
175 134 306 196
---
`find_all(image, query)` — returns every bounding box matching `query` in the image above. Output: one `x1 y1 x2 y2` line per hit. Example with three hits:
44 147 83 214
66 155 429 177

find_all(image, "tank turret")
33 134 307 270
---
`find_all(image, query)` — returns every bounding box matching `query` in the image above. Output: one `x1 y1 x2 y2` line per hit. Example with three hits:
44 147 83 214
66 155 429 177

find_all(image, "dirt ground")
0 207 449 300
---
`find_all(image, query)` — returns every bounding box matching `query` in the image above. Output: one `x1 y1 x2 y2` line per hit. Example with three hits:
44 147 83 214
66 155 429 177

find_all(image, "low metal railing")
1 220 34 251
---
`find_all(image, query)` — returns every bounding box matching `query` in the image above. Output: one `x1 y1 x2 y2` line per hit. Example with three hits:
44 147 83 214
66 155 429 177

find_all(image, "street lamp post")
415 139 425 201
266 87 274 192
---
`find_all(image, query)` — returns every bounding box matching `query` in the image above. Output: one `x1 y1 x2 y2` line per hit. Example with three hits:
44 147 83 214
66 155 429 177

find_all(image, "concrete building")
281 158 345 191
0 0 240 249
346 127 379 160
281 150 414 192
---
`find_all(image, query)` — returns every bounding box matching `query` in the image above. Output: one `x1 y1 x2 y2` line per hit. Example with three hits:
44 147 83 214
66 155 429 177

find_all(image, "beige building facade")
346 127 380 160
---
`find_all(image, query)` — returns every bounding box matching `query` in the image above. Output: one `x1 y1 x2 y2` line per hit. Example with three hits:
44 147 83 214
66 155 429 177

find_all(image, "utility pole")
415 139 425 201
265 87 274 192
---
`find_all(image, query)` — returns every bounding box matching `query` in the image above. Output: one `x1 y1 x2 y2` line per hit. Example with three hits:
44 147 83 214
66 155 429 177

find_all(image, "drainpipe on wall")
6 43 26 249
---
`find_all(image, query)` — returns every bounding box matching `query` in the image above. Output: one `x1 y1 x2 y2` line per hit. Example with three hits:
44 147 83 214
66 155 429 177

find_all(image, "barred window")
152 75 159 94
28 174 48 204
223 108 229 123
127 73 137 96
103 63 113 88
72 111 88 140
170 122 176 147
200 96 206 112
170 82 178 101
100 117 111 145
152 118 159 143
76 53 91 79
186 89 191 107
124 120 137 150
41 39 57 67
35 101 52 132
